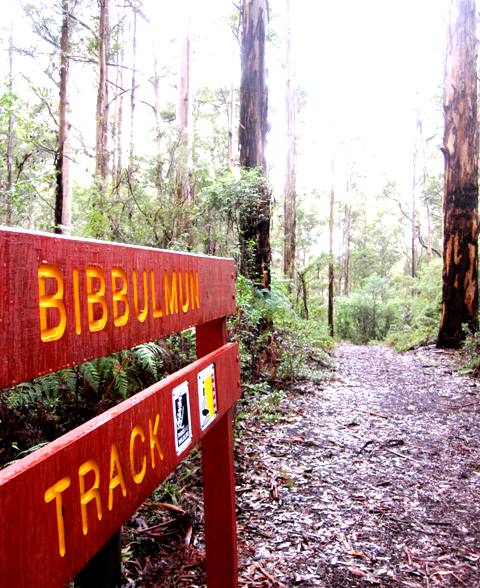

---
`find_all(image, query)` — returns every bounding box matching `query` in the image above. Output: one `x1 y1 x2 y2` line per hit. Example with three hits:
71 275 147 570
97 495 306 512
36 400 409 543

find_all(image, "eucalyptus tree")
94 0 110 209
54 0 72 234
437 0 478 347
283 0 296 286
239 0 270 288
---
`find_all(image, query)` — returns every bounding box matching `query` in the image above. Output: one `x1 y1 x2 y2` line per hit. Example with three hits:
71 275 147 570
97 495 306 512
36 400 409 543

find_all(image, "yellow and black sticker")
197 364 217 430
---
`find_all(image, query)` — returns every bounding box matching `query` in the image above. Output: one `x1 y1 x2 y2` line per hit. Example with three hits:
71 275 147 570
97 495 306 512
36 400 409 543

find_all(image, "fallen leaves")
121 343 480 586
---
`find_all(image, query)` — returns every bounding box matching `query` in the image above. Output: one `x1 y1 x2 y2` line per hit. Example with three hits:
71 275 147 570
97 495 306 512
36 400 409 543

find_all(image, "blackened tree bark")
437 0 478 348
283 0 296 286
54 0 71 234
239 0 271 288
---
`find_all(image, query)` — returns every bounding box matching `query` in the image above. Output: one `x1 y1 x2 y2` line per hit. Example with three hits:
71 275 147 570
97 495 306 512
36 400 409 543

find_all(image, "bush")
336 274 400 344
230 275 332 383
387 259 442 350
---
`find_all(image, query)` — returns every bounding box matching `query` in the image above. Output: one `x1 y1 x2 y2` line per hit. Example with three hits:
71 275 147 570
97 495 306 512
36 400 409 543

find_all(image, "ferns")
79 362 100 393
132 343 161 379
0 332 197 467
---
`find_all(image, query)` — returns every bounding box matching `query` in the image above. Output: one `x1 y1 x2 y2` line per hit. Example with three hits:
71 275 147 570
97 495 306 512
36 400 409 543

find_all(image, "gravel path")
236 344 480 587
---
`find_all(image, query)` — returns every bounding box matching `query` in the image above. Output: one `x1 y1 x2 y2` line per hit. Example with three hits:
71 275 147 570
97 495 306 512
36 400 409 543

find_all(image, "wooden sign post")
0 228 240 588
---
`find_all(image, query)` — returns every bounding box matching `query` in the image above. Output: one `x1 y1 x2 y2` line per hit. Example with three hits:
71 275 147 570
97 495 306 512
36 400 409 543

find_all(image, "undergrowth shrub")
231 275 332 384
386 259 442 350
336 274 399 344
0 333 195 466
458 330 480 375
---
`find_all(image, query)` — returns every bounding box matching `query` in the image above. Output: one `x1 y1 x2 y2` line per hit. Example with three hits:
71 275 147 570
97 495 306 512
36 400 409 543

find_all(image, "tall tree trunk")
54 0 71 234
411 144 417 278
227 8 241 173
128 6 137 175
114 34 124 192
227 57 236 172
176 4 192 202
173 2 193 245
239 0 271 288
152 41 163 198
328 178 335 337
283 0 296 286
438 0 478 348
298 269 309 319
5 26 14 226
109 13 124 240
95 0 110 204
426 199 433 261
342 199 351 296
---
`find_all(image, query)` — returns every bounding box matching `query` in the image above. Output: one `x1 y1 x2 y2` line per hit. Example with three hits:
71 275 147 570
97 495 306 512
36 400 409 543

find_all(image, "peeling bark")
438 0 478 348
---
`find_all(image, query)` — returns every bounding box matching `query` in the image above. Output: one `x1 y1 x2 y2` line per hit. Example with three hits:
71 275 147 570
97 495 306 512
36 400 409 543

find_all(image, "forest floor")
123 344 480 587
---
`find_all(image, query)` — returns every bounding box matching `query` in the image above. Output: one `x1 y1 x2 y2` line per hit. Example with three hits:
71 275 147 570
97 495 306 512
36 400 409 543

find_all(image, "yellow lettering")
108 444 127 510
179 271 189 313
132 270 148 322
150 271 163 318
190 271 200 310
164 271 178 315
112 267 129 327
149 414 164 468
38 264 67 342
44 476 71 557
78 460 102 535
86 266 108 333
73 268 82 335
129 426 147 484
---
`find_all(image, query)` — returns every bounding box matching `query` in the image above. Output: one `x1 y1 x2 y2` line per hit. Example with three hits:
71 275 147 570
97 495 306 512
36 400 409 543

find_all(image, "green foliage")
0 85 56 227
231 275 332 383
336 274 400 344
459 330 480 375
239 382 285 424
0 334 195 465
199 168 268 259
387 259 442 350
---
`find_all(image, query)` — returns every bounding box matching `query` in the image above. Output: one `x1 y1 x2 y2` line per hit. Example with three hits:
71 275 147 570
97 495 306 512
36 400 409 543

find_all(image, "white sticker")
172 381 192 455
197 363 217 430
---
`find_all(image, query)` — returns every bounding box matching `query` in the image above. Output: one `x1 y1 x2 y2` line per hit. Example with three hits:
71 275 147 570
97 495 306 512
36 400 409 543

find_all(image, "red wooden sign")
0 227 236 388
0 342 240 588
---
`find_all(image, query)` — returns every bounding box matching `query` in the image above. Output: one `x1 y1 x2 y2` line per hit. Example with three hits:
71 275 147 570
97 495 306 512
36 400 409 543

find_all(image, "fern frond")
80 362 100 393
132 343 159 378
114 367 129 399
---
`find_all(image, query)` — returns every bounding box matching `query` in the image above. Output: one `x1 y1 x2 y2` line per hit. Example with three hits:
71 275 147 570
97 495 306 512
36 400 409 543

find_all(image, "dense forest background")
0 0 450 355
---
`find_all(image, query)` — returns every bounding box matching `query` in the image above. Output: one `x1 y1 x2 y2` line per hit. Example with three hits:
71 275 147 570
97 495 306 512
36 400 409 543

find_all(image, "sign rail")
0 227 236 388
0 228 240 588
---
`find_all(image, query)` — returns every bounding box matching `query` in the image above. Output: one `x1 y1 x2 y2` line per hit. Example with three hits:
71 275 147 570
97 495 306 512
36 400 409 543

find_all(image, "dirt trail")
236 344 480 587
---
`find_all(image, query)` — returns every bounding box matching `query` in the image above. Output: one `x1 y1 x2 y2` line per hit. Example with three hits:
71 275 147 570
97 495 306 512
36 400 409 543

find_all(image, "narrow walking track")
236 344 480 587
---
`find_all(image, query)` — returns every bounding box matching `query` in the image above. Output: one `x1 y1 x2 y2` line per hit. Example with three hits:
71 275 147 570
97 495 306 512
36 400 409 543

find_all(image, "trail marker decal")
172 381 192 455
198 363 217 430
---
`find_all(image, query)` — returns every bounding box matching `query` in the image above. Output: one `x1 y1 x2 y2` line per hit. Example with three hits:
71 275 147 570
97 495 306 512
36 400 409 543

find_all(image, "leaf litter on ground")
121 343 480 587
